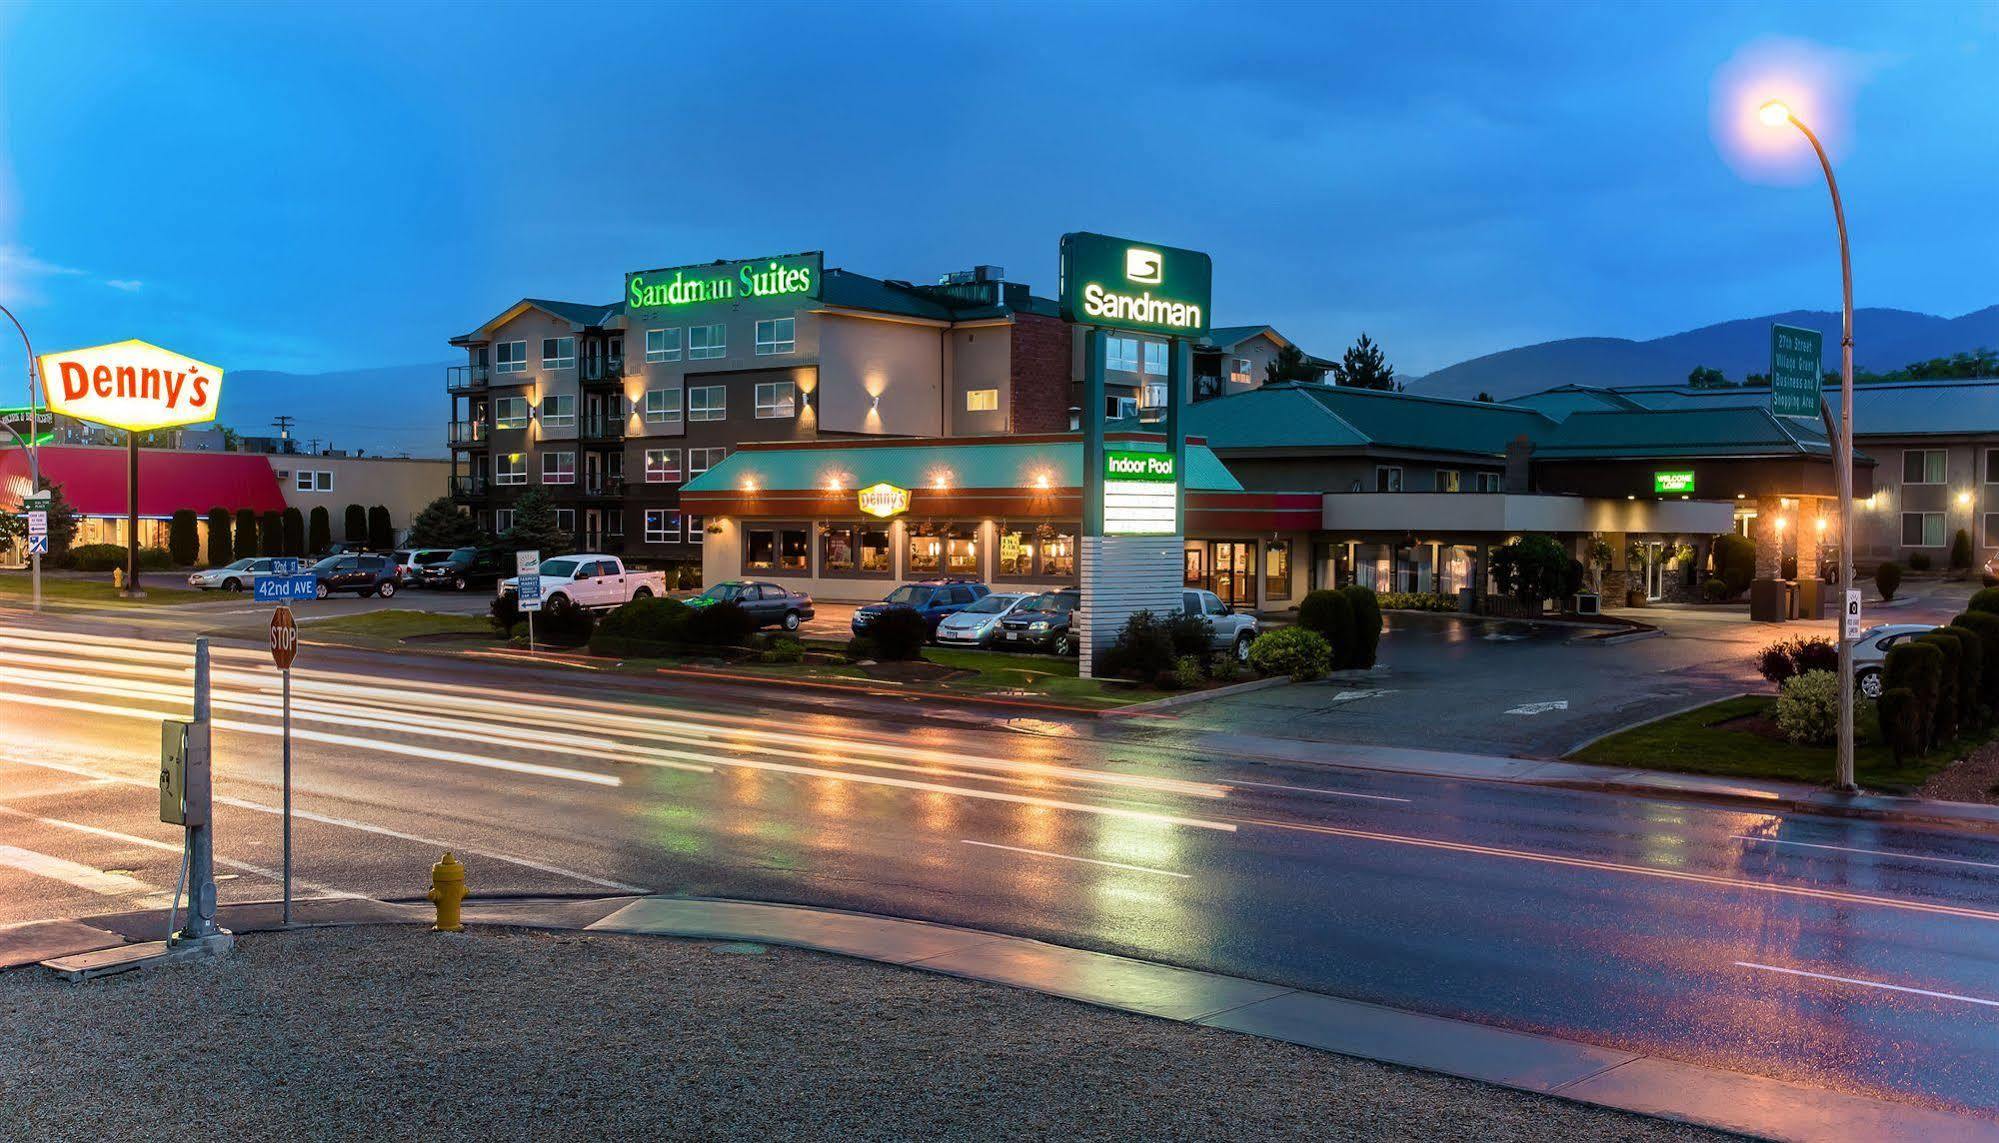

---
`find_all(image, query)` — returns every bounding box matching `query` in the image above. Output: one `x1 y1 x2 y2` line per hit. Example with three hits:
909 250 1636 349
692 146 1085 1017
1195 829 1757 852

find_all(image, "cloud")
0 244 87 304
103 279 143 292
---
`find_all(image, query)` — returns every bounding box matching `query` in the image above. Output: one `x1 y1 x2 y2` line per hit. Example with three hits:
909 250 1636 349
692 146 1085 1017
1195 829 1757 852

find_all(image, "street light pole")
1764 101 1857 792
0 303 42 613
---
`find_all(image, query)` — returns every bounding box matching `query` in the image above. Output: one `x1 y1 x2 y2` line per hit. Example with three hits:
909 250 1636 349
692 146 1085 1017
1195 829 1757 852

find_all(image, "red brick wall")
1009 314 1073 434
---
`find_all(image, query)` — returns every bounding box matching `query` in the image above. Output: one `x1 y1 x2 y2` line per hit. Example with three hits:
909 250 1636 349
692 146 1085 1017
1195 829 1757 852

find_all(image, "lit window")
644 448 682 484
686 514 705 545
494 509 515 533
1903 449 1946 485
755 318 795 355
689 324 726 360
644 510 681 543
688 385 727 422
755 381 797 419
643 388 682 424
494 454 527 486
1230 357 1252 385
541 337 575 370
495 341 527 374
1142 341 1168 376
1436 469 1460 492
688 447 726 476
1141 381 1168 409
1375 466 1402 492
1902 512 1946 547
494 397 529 429
541 451 575 485
645 328 681 364
1107 337 1139 372
542 394 575 429
966 389 999 412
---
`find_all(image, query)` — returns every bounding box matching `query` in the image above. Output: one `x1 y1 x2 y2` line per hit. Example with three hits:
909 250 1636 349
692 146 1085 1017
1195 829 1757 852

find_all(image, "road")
2 609 1998 1122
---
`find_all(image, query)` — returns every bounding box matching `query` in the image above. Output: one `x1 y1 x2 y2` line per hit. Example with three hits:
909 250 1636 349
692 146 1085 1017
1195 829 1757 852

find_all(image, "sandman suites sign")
39 340 223 432
627 253 823 311
1059 232 1212 338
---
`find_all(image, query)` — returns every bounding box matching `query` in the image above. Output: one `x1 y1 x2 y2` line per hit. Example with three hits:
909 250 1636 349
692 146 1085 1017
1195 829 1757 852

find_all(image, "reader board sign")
1059 232 1212 338
1103 449 1178 536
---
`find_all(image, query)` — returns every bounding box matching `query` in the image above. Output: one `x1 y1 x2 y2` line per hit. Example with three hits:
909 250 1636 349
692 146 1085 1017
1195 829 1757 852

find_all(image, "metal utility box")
160 719 190 825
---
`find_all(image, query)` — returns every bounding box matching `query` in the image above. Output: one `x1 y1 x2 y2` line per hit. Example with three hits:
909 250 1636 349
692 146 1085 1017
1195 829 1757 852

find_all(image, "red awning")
0 445 287 516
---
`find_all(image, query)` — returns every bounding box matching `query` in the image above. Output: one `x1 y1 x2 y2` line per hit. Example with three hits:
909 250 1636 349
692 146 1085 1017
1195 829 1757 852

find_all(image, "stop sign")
270 605 298 671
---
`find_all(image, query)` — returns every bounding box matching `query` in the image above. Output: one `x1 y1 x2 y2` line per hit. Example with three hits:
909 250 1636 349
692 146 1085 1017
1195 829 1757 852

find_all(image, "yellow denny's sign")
856 482 911 518
39 340 223 432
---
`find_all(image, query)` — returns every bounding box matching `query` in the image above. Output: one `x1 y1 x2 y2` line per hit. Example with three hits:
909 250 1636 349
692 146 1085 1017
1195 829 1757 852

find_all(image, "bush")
308 506 332 555
845 636 880 662
1883 641 1943 750
490 592 521 638
1969 587 1999 615
1755 636 1838 688
1376 591 1458 612
1876 562 1904 602
1940 626 1984 728
344 504 368 544
138 546 172 570
1297 589 1355 663
1490 534 1570 606
685 600 758 648
235 508 259 557
1774 670 1842 745
760 637 806 664
1097 610 1178 682
1172 655 1204 690
863 607 930 661
1952 528 1974 571
168 509 199 566
536 604 596 648
1700 578 1732 603
367 506 393 551
259 510 283 556
1208 653 1244 684
1339 585 1383 669
595 596 693 646
1712 532 1757 596
282 507 305 557
206 508 232 565
1950 610 1999 707
1908 551 1933 572
1247 626 1333 681
64 543 127 572
1167 611 1214 658
1877 687 1923 763
1914 633 1962 745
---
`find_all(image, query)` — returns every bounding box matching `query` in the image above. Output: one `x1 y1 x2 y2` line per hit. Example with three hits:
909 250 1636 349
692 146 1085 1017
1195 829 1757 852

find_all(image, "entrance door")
1184 545 1207 589
1212 542 1253 608
585 452 605 495
1645 542 1666 601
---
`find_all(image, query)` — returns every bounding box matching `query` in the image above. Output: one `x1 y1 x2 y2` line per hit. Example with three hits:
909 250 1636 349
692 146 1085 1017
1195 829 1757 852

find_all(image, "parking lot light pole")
0 303 41 613
1762 99 1857 792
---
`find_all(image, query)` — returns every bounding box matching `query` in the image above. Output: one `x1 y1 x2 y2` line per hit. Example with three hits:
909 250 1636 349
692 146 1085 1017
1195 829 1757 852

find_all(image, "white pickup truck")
499 554 666 614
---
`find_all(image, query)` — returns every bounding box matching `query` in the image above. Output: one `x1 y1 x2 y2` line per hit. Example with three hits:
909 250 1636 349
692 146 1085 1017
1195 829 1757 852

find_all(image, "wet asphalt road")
1 609 1997 1120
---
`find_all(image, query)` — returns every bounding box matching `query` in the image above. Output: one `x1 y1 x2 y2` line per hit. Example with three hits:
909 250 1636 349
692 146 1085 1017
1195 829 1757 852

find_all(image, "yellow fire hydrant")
428 852 466 932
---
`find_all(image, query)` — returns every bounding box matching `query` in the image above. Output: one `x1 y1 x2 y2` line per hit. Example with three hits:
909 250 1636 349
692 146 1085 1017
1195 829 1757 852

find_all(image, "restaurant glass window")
998 525 1077 580
744 525 809 573
945 527 979 576
821 525 858 575
907 528 942 575
1264 540 1292 601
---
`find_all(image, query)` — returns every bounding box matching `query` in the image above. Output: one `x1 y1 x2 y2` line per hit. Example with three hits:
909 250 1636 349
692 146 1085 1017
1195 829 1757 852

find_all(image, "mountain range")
1413 306 1999 401
218 362 456 458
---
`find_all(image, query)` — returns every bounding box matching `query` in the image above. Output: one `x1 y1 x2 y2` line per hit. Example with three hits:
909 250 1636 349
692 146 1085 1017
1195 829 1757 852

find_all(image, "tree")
1686 365 1735 389
407 496 484 548
1262 344 1320 385
499 488 571 557
343 504 367 544
235 508 260 557
220 426 242 452
308 506 332 555
206 508 233 565
1490 534 1571 606
259 510 283 556
1330 333 1397 391
1951 528 1974 572
366 505 393 550
168 509 200 566
0 481 80 555
1475 391 1496 403
282 507 306 557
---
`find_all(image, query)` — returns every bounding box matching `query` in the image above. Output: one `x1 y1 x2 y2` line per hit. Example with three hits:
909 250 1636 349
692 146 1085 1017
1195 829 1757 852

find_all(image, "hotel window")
541 451 575 485
1984 513 1999 550
1903 512 1945 547
644 448 682 484
686 515 705 545
1141 381 1168 410
541 337 576 371
555 508 575 534
688 385 727 421
1142 341 1169 376
1986 449 1999 484
542 394 575 429
689 323 726 360
688 447 726 476
1375 466 1403 492
294 470 333 492
965 389 999 412
1903 449 1946 485
643 388 682 424
1104 394 1138 420
644 509 680 544
755 318 795 356
1474 472 1502 492
755 381 797 419
495 340 527 374
1265 540 1292 601
821 525 890 576
745 526 809 572
1106 336 1139 373
495 453 527 486
1230 357 1253 385
1436 469 1461 492
494 509 515 533
494 396 529 429
645 328 681 364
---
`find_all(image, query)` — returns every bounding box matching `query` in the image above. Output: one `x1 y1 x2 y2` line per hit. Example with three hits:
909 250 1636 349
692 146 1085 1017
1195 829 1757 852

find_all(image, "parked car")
310 553 400 598
685 580 816 631
1180 589 1262 663
851 579 990 637
187 557 278 592
498 554 666 613
998 588 1082 655
320 540 370 557
418 547 507 592
1852 623 1938 699
392 548 456 585
935 592 1031 648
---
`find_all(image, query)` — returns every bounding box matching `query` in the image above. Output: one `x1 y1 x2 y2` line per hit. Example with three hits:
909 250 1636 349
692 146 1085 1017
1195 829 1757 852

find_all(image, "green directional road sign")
1770 324 1824 418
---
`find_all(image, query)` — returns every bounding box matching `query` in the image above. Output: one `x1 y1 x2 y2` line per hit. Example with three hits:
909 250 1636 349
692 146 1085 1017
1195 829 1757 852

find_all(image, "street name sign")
1770 324 1824 419
270 606 298 671
21 491 51 509
1102 449 1178 536
254 574 317 603
272 558 302 575
1059 232 1212 338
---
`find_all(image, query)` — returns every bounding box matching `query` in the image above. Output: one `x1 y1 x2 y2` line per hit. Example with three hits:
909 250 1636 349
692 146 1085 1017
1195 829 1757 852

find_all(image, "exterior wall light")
740 477 759 493
1958 490 1973 507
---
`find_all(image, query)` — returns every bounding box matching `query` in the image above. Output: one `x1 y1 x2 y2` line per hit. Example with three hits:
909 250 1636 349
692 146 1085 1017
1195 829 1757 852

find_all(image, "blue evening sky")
0 1 1992 377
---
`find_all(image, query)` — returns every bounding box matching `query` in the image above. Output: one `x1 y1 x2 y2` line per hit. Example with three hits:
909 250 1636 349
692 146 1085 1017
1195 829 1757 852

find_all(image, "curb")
1118 674 1290 713
26 893 1992 1143
644 664 1163 719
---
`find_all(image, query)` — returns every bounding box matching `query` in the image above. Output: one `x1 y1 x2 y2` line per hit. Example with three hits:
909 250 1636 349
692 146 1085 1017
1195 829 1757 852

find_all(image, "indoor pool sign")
627 253 823 310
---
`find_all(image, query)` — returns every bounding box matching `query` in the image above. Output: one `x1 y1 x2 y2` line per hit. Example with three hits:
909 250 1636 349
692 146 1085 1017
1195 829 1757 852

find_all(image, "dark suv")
851 579 990 637
418 547 507 592
311 554 400 598
998 588 1082 656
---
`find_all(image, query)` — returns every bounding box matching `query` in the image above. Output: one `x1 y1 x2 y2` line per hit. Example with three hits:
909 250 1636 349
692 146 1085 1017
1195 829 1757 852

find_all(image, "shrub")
1952 528 1974 571
235 508 259 557
1700 578 1731 603
64 543 127 572
1097 610 1179 682
760 637 806 664
308 506 332 555
367 506 393 551
536 604 595 648
282 507 305 557
343 504 367 544
1172 655 1204 690
595 596 693 645
685 600 758 648
1876 562 1903 602
1756 636 1839 688
138 546 172 570
1168 611 1214 658
1908 551 1933 572
259 510 282 556
489 592 520 638
1883 641 1943 750
1941 626 1984 728
205 508 232 565
1876 687 1923 763
845 636 881 662
1339 584 1383 669
1950 610 1999 707
168 509 199 566
1297 589 1355 662
1914 633 1962 745
1247 626 1333 681
1208 653 1244 684
1712 532 1757 596
863 607 930 661
1490 534 1570 606
1969 587 1999 615
1376 591 1458 612
1774 669 1842 746
1152 668 1185 692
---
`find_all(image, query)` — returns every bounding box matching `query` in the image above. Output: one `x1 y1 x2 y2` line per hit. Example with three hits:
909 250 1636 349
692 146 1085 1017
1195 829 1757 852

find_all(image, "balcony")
581 475 627 500
581 356 626 386
446 365 489 394
448 420 488 448
450 473 488 498
581 417 626 443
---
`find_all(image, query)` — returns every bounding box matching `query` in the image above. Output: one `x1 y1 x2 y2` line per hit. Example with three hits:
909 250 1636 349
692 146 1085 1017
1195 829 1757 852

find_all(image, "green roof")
1175 383 1550 456
684 438 1243 494
522 298 621 327
1530 407 1834 459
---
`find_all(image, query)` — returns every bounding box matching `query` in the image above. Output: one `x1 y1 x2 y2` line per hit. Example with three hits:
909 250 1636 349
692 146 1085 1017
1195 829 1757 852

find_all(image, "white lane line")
1733 835 1999 872
1216 777 1412 804
1735 961 1999 1009
0 805 352 899
961 838 1189 879
0 843 159 897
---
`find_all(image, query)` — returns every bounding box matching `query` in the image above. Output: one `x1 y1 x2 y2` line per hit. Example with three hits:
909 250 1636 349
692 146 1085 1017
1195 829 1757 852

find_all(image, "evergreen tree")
1330 333 1398 391
1687 365 1734 389
235 508 260 556
500 488 571 557
343 503 367 543
259 510 283 556
406 496 484 548
168 510 201 566
282 507 306 556
1475 391 1496 403
366 505 393 550
308 506 332 555
1262 344 1321 385
206 508 233 564
0 481 81 554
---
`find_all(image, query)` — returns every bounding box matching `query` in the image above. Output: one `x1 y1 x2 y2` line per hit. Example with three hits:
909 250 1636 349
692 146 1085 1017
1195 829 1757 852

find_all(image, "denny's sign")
39 339 224 432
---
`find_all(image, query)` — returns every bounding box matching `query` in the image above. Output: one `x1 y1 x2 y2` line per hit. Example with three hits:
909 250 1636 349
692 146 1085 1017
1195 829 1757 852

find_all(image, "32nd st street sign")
37 339 225 432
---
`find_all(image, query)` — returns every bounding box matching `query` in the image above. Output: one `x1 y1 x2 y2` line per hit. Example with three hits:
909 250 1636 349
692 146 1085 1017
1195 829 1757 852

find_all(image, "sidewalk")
11 893 1992 1142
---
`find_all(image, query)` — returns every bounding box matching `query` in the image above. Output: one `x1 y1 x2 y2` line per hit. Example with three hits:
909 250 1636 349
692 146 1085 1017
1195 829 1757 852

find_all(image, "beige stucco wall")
947 323 1013 436
816 314 946 437
1852 438 1999 565
277 456 452 539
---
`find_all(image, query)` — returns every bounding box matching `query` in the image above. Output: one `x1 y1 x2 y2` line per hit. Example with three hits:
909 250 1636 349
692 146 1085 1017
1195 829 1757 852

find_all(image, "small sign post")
1844 589 1863 642
22 491 49 612
517 550 540 653
270 606 298 924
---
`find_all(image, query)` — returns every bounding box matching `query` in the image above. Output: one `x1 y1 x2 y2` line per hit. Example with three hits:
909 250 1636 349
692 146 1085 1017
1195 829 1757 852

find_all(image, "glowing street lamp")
1760 96 1858 792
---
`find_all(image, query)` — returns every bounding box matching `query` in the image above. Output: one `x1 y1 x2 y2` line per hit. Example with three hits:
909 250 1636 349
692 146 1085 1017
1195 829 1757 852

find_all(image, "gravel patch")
1919 738 1999 805
0 926 1736 1141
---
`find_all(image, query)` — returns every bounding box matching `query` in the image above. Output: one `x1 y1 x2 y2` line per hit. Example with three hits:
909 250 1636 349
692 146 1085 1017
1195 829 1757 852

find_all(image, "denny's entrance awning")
0 445 286 515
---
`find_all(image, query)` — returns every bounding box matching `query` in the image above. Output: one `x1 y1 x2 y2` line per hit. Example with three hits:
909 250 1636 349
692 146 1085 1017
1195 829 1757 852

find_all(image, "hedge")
1338 584 1382 669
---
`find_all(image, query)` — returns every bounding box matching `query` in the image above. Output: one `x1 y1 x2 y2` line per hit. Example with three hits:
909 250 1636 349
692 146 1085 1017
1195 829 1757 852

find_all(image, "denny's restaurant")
679 433 1322 609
